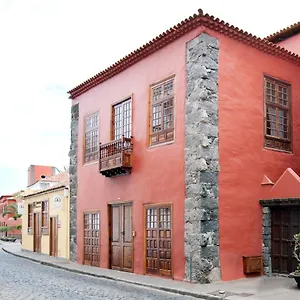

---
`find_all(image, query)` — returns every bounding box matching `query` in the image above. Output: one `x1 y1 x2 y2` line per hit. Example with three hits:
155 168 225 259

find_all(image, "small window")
150 78 175 146
112 98 132 140
85 113 99 163
42 200 49 234
264 76 291 152
28 204 33 234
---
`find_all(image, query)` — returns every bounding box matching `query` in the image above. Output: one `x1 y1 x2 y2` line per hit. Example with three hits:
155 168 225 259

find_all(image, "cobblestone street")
0 250 197 300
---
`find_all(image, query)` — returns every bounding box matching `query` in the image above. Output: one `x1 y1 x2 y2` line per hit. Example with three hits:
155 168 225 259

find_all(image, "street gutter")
1 246 225 300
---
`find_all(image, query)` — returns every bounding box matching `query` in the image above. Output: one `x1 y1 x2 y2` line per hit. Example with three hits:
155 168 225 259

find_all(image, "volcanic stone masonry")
69 103 79 261
184 33 220 283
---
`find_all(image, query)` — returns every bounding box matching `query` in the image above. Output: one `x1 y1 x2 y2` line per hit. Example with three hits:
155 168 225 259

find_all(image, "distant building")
22 171 69 259
27 165 59 187
0 193 22 239
267 21 300 55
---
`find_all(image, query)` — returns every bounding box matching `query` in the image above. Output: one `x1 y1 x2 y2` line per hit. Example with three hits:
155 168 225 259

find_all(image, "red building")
0 195 21 239
27 164 58 186
68 10 300 283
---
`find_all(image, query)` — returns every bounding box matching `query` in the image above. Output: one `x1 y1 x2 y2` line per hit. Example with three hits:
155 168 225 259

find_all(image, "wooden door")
110 203 133 272
49 217 58 257
146 206 172 277
272 207 300 274
33 213 41 253
83 212 100 267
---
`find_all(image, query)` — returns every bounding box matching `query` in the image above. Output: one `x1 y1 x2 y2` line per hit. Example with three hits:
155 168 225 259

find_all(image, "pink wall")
217 33 300 280
73 26 205 281
277 33 300 55
73 25 300 281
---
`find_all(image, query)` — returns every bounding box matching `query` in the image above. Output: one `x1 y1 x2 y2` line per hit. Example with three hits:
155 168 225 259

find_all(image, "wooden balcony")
99 136 133 177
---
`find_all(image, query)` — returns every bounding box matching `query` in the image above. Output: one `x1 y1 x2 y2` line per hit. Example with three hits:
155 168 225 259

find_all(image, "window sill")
149 140 175 149
264 147 293 154
83 160 98 167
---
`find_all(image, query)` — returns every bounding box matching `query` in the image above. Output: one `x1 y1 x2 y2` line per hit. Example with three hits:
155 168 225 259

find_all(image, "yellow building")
22 184 70 259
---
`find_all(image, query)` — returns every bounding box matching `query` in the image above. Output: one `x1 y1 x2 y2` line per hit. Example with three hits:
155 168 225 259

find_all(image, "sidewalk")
1 242 299 300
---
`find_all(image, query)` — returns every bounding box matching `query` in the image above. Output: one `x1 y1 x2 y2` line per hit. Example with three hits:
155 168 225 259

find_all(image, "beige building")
22 183 70 259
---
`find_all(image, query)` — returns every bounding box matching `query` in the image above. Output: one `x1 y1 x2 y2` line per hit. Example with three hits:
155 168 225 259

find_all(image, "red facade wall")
73 27 195 280
28 165 55 186
217 33 300 280
277 33 300 56
73 25 300 281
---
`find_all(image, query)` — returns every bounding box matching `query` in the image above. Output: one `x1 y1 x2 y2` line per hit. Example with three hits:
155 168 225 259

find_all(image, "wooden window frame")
111 97 132 141
84 112 99 164
149 77 175 147
28 204 33 234
41 200 49 235
263 76 292 152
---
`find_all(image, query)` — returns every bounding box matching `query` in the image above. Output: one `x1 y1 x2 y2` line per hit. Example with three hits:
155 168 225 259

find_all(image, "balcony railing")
99 136 133 177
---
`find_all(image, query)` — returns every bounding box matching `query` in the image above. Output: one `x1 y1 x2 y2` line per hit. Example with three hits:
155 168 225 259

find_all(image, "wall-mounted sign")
17 202 25 215
53 195 62 209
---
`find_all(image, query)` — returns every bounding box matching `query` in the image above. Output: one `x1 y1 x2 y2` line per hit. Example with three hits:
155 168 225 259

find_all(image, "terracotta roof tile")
266 21 300 43
44 171 69 183
68 9 300 99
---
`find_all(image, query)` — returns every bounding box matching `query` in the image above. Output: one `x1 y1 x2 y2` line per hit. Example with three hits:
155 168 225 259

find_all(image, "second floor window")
264 76 291 152
112 98 132 140
150 78 175 146
85 113 99 163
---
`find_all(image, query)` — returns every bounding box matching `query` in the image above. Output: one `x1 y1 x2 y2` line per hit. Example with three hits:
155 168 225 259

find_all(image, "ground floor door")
33 213 41 253
272 207 300 274
49 217 58 257
83 212 100 267
145 205 172 277
109 203 133 272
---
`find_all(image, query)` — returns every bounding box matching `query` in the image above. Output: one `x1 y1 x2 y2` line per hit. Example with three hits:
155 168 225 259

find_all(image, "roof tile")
68 9 300 99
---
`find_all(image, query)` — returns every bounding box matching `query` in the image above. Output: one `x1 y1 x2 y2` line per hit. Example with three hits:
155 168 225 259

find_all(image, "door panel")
83 213 100 267
110 203 133 272
111 206 121 270
272 207 300 274
50 217 58 257
34 213 41 253
122 204 133 271
146 206 172 277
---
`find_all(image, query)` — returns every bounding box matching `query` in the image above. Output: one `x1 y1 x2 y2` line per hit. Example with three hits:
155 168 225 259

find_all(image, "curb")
1 247 224 300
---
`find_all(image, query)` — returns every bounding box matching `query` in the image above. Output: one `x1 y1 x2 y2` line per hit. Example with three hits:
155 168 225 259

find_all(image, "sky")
0 0 299 194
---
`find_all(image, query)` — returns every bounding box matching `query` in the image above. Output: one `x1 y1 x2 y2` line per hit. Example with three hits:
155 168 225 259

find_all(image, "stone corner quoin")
69 103 79 262
184 33 220 283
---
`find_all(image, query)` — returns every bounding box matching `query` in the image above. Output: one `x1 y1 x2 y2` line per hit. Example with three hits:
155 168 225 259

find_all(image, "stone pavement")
1 241 299 299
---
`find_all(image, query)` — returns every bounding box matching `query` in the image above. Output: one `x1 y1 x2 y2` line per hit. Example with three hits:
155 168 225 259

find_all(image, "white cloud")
0 0 299 193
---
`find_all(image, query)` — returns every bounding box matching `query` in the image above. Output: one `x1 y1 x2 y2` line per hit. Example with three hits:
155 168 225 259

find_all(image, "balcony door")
112 98 132 140
109 203 133 272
